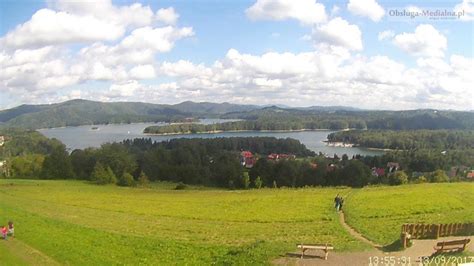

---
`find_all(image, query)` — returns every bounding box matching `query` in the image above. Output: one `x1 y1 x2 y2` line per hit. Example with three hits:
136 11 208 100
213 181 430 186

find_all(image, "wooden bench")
433 239 471 254
297 243 334 260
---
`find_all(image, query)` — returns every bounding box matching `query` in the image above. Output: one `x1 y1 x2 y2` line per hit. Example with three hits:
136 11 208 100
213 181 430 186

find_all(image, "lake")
38 120 383 157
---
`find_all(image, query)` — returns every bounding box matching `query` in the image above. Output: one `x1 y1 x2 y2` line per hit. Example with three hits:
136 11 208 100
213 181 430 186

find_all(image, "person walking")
7 221 14 237
334 194 341 211
1 225 7 240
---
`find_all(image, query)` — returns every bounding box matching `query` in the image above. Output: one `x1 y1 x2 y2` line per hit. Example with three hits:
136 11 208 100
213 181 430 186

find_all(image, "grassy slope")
1 180 472 264
0 180 365 264
344 183 474 245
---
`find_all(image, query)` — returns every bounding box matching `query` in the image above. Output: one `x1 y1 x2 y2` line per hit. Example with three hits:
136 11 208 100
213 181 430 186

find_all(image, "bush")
431 170 449 183
137 171 150 187
242 172 250 189
118 172 135 187
254 176 263 189
175 182 187 190
389 171 408 185
415 175 427 183
91 163 117 185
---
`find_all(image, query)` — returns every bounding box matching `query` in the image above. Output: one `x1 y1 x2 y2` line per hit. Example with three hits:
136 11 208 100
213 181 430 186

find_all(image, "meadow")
344 183 474 245
0 180 472 264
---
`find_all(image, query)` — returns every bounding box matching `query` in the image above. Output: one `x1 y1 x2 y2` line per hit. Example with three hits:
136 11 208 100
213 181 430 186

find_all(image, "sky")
0 0 473 110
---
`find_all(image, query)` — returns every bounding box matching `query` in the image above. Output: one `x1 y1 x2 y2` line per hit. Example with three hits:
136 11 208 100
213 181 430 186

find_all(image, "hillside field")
0 180 472 264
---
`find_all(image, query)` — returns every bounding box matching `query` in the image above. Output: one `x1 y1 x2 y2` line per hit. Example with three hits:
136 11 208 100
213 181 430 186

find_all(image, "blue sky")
0 0 473 110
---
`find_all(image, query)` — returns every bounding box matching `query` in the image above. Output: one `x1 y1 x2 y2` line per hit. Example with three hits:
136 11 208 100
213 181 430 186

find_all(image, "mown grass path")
0 238 60 265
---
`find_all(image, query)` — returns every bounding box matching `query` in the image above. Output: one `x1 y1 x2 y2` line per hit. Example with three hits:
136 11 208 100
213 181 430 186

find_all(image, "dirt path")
275 195 474 265
1 238 60 266
274 236 473 266
338 210 381 249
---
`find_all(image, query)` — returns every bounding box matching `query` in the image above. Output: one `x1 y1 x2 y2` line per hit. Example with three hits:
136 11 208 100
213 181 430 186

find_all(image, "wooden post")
325 243 328 260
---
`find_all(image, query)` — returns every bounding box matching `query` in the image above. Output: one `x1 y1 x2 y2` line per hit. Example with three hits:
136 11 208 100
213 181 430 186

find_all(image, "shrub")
137 171 150 187
175 182 187 190
254 176 263 189
431 170 449 183
118 172 135 187
242 172 250 189
389 171 408 186
91 163 117 185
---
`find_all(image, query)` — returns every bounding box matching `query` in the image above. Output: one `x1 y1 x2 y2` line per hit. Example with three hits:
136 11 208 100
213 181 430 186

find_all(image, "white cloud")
312 17 363 51
393 24 447 58
454 0 474 21
120 26 194 52
246 0 327 25
156 7 179 25
347 0 385 22
0 2 193 100
378 30 394 41
1 9 124 48
129 64 156 79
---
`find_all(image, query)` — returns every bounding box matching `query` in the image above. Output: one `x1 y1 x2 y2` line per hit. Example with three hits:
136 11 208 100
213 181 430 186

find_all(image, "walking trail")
274 196 473 265
1 237 60 266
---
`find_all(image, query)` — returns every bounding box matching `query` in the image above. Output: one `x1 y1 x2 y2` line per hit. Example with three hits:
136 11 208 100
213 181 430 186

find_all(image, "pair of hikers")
1 221 14 240
334 194 344 211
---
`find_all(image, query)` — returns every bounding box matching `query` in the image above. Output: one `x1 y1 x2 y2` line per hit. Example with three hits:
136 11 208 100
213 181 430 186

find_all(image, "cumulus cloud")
347 0 385 22
1 9 124 48
156 7 179 25
246 0 327 25
393 24 447 58
311 17 363 51
129 64 156 79
0 1 193 100
378 30 394 41
454 0 474 21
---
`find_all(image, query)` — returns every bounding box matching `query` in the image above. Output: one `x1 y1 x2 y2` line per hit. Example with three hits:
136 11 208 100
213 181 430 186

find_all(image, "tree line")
328 130 474 150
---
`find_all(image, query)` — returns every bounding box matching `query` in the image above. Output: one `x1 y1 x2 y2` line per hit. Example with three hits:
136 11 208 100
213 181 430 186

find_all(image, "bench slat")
297 245 334 250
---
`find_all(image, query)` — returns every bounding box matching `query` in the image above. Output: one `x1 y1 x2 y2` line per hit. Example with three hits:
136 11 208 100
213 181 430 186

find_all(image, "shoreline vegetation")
143 128 339 136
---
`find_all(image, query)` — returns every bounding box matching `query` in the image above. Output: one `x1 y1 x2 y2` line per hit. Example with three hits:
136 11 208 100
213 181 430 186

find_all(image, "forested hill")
0 99 259 129
1 99 472 130
222 107 474 130
146 107 474 134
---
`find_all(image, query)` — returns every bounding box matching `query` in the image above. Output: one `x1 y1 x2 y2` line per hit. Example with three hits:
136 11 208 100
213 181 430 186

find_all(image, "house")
267 153 296 161
327 163 337 172
240 151 256 168
371 167 385 177
448 166 469 178
0 136 4 146
0 160 6 176
467 171 474 179
387 162 400 173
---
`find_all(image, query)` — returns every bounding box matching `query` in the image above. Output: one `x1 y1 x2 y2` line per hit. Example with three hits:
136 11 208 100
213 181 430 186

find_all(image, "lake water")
38 120 383 157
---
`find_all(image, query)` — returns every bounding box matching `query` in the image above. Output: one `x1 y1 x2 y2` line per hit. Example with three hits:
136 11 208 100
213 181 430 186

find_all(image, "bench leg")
301 248 305 259
324 250 328 260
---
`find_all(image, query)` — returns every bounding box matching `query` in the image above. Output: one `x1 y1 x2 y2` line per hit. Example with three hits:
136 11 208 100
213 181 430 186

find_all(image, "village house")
387 162 400 173
267 153 296 161
240 151 256 168
448 166 469 178
371 167 385 177
467 170 474 180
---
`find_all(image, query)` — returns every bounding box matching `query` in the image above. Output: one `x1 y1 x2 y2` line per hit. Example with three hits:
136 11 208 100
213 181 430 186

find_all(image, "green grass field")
0 180 472 264
344 183 474 245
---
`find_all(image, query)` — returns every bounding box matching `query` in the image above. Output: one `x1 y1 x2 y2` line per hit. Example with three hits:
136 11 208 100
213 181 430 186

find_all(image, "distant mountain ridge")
1 99 472 130
0 99 259 129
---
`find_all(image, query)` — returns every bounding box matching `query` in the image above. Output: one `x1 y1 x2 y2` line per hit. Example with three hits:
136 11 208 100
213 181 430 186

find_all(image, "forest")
1 128 472 189
327 130 474 150
145 108 474 134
